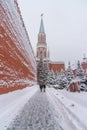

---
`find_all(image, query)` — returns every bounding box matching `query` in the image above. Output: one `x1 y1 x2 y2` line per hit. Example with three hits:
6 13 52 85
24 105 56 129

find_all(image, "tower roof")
39 14 45 34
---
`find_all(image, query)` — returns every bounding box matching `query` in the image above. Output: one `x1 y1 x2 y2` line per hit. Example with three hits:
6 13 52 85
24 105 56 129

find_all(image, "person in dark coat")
39 84 43 92
43 84 46 92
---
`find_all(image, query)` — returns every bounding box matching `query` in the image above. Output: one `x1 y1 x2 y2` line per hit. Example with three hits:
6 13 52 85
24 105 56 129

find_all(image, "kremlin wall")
0 0 36 94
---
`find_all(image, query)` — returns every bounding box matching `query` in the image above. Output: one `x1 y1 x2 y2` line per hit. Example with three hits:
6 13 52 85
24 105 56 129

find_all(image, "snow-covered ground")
0 86 87 130
0 86 38 130
48 88 87 130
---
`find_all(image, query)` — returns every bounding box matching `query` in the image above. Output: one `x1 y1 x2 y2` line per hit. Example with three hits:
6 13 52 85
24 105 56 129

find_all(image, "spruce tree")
55 71 59 84
37 55 44 85
76 60 84 80
59 69 68 88
48 69 55 85
43 62 49 85
66 62 74 83
47 69 52 85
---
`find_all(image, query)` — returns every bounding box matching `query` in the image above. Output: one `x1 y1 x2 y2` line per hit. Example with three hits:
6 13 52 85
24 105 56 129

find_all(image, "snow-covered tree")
43 62 49 85
84 71 87 85
66 62 74 83
37 55 44 85
60 69 65 79
58 69 68 89
46 67 50 85
80 73 87 92
76 60 84 80
48 69 55 85
55 71 60 84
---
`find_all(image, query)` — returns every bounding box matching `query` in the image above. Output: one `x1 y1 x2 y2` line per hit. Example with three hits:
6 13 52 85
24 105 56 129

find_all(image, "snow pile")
48 88 87 130
0 85 38 130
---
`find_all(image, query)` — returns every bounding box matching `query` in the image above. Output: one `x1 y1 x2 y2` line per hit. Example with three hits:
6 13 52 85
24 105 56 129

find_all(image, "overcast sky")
17 0 87 67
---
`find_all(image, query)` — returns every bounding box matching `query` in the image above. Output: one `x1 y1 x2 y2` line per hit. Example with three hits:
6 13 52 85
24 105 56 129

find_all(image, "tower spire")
39 14 45 34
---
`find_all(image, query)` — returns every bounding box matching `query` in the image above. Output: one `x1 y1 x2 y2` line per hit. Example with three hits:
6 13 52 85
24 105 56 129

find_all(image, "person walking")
43 84 46 92
39 84 43 92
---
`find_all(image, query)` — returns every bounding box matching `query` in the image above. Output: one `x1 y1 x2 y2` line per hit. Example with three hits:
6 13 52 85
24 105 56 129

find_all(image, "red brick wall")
0 0 36 94
49 63 65 73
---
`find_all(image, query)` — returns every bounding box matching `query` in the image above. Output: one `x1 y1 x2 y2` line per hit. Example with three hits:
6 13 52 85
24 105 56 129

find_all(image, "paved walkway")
7 90 63 130
7 87 78 130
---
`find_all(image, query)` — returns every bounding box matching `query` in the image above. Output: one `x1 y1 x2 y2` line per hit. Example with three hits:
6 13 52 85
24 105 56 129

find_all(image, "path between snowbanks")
0 86 86 130
7 90 63 130
7 88 77 130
